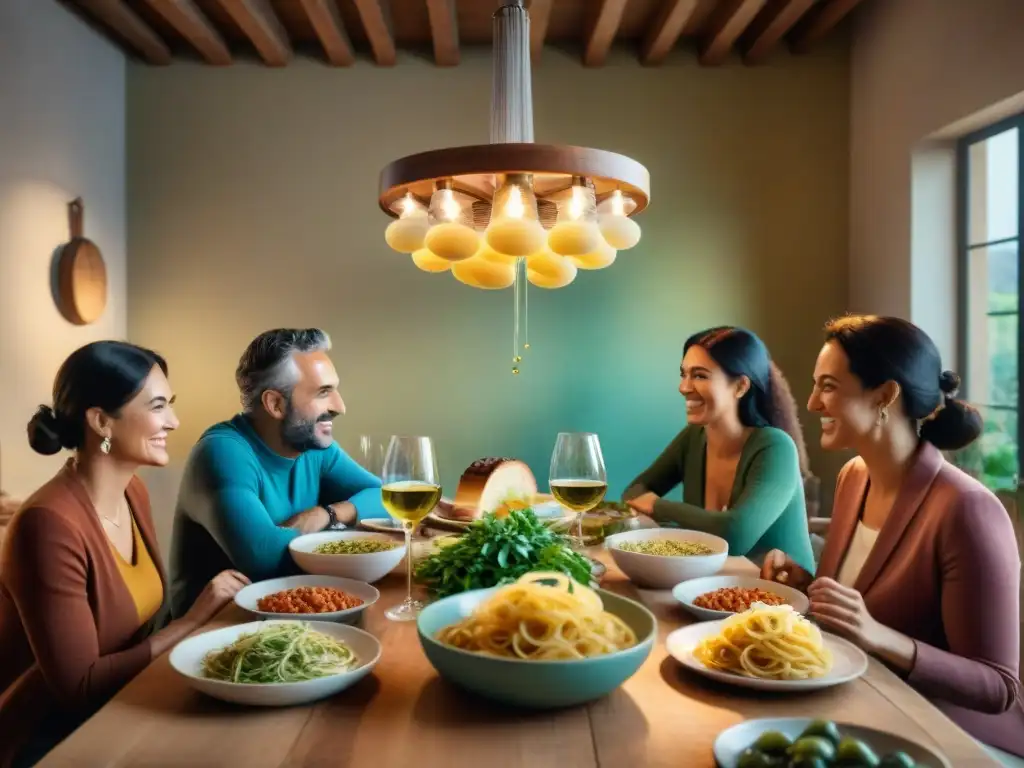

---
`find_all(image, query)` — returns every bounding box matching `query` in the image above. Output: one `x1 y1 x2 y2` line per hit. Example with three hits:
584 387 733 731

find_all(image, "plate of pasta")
417 571 656 708
665 603 868 692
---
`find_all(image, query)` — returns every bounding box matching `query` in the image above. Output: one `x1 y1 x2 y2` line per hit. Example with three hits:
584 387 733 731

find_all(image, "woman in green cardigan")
624 326 815 573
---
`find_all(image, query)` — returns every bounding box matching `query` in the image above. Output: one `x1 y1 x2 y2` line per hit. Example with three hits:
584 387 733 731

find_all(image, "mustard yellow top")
110 512 163 625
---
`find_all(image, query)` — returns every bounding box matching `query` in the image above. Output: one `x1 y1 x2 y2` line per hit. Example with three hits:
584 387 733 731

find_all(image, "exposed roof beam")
143 0 231 65
741 0 814 64
528 0 552 63
216 0 291 66
425 0 459 66
699 0 767 66
352 0 397 66
640 0 697 66
297 0 354 65
790 0 865 54
76 0 172 65
583 0 628 67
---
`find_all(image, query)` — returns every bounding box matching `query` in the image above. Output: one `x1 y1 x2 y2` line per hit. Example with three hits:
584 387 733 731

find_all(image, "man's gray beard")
281 405 331 452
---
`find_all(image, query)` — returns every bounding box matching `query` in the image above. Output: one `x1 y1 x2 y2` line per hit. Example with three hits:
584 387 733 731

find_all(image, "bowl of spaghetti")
604 528 728 588
417 571 656 708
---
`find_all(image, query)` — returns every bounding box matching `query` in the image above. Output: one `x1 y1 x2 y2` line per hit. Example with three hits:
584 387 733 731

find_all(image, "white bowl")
169 620 381 706
671 574 809 621
604 528 728 588
234 574 379 622
289 530 406 583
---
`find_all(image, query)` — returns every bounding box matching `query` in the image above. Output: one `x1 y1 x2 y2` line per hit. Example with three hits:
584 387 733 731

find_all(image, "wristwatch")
323 504 338 529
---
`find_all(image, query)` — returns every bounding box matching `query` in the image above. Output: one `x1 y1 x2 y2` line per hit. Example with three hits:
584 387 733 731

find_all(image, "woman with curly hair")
623 326 815 573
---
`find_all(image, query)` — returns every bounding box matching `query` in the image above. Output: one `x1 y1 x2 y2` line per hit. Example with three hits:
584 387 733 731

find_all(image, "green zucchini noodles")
201 622 358 684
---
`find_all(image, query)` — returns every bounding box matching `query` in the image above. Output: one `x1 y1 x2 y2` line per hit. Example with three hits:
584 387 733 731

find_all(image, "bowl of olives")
713 717 950 768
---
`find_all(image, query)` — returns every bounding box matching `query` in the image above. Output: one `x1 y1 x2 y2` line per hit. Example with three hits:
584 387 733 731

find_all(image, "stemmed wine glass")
549 432 608 549
381 435 441 621
356 435 384 476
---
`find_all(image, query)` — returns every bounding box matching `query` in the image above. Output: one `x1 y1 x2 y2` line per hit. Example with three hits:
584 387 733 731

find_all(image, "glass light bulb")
411 248 452 273
425 184 479 262
549 181 600 257
598 190 641 250
526 248 577 289
384 193 430 253
486 174 547 257
451 253 516 289
570 240 617 270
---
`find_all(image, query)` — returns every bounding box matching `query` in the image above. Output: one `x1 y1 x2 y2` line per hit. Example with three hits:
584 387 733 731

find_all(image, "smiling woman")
622 327 815 573
0 341 250 766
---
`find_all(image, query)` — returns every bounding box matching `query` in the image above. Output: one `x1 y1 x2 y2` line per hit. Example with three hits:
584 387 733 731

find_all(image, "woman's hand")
760 549 813 591
807 577 885 653
625 492 659 516
184 570 250 627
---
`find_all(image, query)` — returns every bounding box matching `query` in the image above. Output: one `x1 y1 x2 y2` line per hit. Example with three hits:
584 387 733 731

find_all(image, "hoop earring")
100 437 112 455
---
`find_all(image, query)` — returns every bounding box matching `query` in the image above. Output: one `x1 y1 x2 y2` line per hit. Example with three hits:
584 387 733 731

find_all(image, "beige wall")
127 45 851 549
850 0 1024 364
0 0 127 498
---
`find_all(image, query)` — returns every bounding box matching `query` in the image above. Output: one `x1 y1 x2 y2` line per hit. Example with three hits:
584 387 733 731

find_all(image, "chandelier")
377 0 650 373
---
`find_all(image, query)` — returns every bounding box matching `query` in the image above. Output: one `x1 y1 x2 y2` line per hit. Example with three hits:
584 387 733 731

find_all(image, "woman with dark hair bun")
0 341 249 766
623 326 815 573
762 315 1024 763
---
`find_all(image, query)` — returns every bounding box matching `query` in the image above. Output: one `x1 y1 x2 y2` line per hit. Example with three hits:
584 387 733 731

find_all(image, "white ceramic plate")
358 516 403 533
234 574 379 622
671 575 810 622
169 620 381 707
665 620 868 692
713 717 951 768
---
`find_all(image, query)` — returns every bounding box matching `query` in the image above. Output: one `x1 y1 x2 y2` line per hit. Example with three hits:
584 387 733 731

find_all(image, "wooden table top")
40 552 997 768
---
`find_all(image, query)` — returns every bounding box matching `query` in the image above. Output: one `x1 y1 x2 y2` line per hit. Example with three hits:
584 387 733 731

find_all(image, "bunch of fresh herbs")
414 508 593 598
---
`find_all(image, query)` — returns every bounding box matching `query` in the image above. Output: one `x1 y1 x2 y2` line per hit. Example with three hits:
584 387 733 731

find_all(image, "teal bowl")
416 586 657 708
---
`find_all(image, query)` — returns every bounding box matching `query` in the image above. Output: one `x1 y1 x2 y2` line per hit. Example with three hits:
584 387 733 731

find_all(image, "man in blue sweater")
169 328 385 618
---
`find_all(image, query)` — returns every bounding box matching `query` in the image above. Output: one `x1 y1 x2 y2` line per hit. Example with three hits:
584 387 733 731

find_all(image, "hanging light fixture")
378 0 650 373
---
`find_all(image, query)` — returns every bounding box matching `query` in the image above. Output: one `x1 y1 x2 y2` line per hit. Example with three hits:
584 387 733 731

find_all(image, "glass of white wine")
381 435 442 621
549 432 608 549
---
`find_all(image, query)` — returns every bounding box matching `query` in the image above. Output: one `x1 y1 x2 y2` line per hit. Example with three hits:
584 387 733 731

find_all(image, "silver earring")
101 437 112 454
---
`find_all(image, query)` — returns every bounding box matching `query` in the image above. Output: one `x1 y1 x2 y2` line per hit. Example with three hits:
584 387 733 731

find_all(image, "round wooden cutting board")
57 198 107 325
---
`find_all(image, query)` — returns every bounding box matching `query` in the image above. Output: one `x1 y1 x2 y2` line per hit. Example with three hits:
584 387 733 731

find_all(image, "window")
957 115 1023 491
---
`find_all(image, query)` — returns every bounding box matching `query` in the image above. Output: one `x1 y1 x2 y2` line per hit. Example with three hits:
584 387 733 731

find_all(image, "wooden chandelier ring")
378 143 650 218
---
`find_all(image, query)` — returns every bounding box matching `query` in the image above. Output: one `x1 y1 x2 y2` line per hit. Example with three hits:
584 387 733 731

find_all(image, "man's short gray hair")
235 328 332 412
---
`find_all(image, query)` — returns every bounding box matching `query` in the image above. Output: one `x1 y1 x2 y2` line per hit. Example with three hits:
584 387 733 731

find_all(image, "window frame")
956 112 1024 489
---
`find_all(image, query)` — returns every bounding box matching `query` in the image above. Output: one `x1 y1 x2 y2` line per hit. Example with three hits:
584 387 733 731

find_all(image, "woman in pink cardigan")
762 315 1024 762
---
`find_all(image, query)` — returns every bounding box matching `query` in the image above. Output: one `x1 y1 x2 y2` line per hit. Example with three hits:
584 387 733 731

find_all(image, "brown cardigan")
0 462 166 766
819 442 1024 756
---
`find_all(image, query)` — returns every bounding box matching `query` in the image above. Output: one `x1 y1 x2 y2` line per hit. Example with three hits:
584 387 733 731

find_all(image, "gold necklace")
100 497 128 529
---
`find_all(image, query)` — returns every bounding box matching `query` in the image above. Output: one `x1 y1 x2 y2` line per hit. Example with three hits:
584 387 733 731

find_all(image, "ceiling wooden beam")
528 0 552 63
297 0 354 65
76 0 172 65
142 0 231 65
216 0 291 66
789 0 865 53
640 0 697 66
741 0 814 64
699 0 768 66
425 0 459 66
583 0 628 67
352 0 397 66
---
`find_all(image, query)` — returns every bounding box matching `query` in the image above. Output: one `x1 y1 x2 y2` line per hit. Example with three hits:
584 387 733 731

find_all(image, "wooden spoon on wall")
56 198 107 325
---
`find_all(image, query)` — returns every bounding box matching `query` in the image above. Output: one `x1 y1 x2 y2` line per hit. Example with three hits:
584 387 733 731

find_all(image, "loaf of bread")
439 458 538 521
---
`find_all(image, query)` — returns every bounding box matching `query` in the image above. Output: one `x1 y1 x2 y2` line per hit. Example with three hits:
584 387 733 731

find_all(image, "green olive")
799 719 843 747
878 752 916 768
736 749 777 768
789 757 829 768
836 736 881 766
788 736 837 762
752 730 793 756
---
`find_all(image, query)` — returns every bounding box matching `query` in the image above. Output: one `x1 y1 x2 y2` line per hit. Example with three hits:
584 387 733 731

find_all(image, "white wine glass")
549 432 608 549
356 435 384 476
381 435 441 621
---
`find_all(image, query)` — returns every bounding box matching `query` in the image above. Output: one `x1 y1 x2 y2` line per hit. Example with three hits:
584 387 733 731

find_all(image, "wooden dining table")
39 548 998 767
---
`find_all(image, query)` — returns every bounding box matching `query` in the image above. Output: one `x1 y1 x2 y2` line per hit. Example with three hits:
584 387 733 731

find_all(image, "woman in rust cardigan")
0 342 249 767
762 316 1024 762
